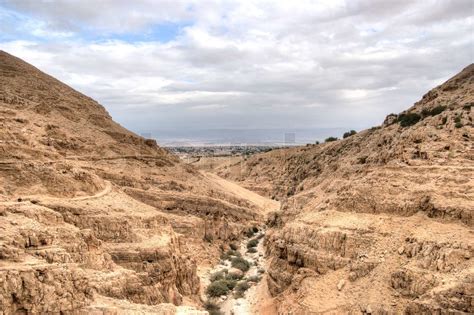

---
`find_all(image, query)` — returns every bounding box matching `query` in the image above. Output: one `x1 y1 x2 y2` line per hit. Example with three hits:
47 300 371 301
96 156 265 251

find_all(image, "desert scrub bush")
421 105 446 117
454 116 461 123
229 243 239 250
210 270 227 282
247 247 257 253
325 136 338 142
252 226 259 233
206 280 230 297
247 238 258 249
235 280 250 294
245 228 256 238
343 130 357 138
398 112 421 127
225 272 243 280
231 257 250 272
455 122 463 128
204 302 222 315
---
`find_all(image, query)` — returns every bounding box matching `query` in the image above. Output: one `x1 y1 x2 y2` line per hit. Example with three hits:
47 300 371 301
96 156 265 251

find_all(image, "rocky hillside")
220 65 474 313
0 51 266 314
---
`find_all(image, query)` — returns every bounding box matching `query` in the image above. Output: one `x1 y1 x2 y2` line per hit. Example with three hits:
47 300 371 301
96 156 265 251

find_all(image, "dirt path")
202 171 280 215
0 180 113 205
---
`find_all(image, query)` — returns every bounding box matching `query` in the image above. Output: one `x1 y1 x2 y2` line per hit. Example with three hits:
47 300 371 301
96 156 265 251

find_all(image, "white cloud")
0 0 472 134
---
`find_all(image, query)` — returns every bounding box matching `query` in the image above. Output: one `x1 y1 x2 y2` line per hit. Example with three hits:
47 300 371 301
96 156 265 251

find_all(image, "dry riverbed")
200 227 272 315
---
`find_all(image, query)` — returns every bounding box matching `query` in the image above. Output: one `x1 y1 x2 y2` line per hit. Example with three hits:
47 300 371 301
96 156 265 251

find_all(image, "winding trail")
202 171 280 215
0 180 113 205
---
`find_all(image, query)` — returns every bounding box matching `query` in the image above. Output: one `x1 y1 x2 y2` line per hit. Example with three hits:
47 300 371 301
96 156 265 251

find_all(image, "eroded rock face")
0 265 93 314
0 51 265 313
219 64 474 314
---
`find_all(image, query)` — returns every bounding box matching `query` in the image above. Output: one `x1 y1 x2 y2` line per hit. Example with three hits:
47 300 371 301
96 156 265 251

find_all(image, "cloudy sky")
0 0 472 140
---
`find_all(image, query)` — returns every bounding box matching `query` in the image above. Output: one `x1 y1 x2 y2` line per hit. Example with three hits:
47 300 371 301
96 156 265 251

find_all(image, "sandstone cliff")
220 65 474 313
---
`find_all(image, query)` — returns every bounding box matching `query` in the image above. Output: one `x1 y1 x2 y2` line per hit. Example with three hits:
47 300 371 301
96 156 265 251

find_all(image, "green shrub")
222 279 237 290
231 257 250 272
226 272 243 280
325 136 338 142
245 228 255 238
247 247 257 253
210 270 227 282
342 130 357 138
455 122 463 128
247 239 258 249
204 302 222 315
422 105 446 117
454 116 461 123
398 112 421 127
229 243 239 251
236 280 250 293
252 226 259 233
206 281 230 297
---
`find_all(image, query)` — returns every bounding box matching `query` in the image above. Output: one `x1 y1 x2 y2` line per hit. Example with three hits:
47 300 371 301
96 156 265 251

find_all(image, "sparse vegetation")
210 270 227 282
204 302 222 315
206 280 231 297
226 272 243 280
325 136 338 142
247 247 257 253
245 228 256 238
229 243 238 250
398 112 421 127
343 130 357 138
235 280 250 294
421 105 446 117
247 238 258 249
231 257 250 272
455 122 463 128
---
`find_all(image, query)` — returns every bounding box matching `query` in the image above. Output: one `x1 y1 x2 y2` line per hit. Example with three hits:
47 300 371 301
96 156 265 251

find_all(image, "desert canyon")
0 51 473 315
